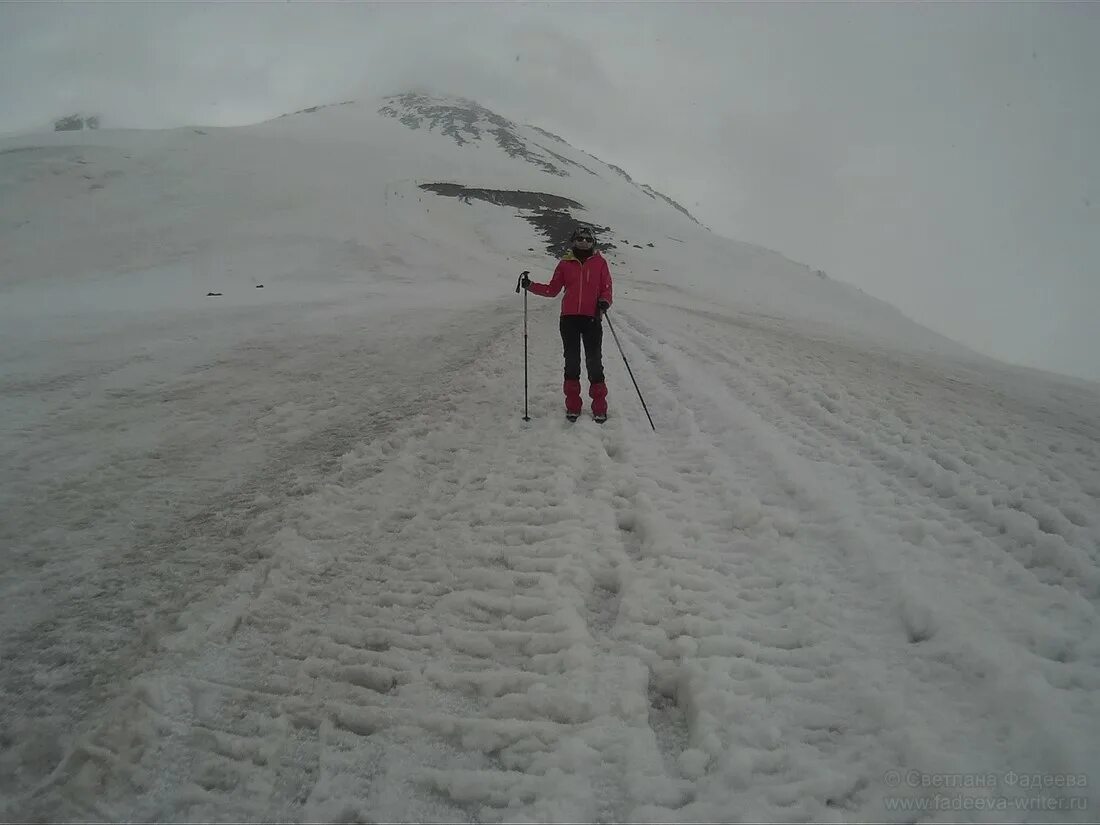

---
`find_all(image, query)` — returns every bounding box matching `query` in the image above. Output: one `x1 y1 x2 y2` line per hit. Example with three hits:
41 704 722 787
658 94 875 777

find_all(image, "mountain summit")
377 92 704 225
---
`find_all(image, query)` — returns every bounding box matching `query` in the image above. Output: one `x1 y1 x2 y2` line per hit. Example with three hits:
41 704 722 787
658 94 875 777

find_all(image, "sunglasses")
573 235 594 244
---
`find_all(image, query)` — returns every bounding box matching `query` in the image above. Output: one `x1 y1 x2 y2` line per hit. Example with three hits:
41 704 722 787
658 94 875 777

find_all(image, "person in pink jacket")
521 226 613 422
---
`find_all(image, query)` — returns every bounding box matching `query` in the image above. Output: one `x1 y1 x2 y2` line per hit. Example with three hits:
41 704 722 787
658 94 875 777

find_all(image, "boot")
590 382 608 420
564 379 583 417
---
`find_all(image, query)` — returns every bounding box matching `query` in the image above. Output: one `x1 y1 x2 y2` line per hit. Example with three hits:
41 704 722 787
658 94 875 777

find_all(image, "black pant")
560 315 604 383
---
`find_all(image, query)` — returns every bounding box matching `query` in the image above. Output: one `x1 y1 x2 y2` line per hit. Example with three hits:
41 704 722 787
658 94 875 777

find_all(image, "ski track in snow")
11 297 1099 822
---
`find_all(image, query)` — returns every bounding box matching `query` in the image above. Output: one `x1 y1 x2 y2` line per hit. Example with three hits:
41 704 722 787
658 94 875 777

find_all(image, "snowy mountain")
1 93 1098 822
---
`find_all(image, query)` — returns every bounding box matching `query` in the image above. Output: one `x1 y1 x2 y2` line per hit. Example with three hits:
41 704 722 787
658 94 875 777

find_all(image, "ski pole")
604 312 655 431
515 271 531 421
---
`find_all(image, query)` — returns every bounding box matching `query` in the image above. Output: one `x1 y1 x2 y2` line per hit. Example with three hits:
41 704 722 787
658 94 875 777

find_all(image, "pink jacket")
527 251 613 316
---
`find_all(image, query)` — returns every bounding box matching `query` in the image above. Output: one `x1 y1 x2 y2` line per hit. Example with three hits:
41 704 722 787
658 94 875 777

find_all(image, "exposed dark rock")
528 125 569 144
54 114 99 132
525 210 613 257
419 183 580 211
640 184 699 224
534 142 599 177
380 93 568 177
206 292 222 297
571 145 707 227
418 183 614 256
278 101 355 119
494 129 567 176
606 162 637 185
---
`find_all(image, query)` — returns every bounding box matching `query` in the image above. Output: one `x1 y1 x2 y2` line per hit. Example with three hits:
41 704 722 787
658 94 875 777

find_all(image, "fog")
2 1 1097 381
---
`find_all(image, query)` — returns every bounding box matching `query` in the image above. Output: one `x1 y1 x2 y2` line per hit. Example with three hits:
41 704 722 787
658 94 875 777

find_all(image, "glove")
521 274 532 290
597 299 610 315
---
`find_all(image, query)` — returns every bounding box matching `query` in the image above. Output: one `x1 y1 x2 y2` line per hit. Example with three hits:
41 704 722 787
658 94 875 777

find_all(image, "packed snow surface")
2 96 1098 822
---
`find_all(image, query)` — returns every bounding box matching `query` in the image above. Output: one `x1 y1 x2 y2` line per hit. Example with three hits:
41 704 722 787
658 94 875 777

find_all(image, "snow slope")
2 94 1098 822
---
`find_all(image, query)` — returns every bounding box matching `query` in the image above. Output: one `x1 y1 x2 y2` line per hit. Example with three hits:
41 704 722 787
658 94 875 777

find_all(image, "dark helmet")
570 226 595 247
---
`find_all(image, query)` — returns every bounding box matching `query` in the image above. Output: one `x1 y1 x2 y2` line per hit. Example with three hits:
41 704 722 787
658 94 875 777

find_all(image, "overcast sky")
2 1 1098 382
